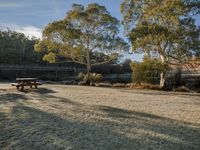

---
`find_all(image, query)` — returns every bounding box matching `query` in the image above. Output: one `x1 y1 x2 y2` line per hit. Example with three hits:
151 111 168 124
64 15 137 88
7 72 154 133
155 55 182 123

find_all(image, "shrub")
131 56 168 85
91 73 103 82
78 73 103 85
78 72 85 81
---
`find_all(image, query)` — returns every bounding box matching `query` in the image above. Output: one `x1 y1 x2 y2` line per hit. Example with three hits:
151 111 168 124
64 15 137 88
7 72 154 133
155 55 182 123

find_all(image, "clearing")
0 84 200 149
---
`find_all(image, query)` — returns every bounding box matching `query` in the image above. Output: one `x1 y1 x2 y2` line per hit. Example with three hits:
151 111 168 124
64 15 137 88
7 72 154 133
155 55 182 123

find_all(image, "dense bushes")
78 73 103 85
131 57 168 85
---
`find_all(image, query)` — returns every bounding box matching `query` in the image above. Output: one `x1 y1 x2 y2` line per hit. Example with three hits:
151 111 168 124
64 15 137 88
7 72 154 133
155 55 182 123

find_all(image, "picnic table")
11 78 42 90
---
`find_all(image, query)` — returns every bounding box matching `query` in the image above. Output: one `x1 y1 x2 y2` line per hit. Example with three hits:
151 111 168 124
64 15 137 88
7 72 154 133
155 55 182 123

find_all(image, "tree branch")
53 60 87 65
91 58 115 66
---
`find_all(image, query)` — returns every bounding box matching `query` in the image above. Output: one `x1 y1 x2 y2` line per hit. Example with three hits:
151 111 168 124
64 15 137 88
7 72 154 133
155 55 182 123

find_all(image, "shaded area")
0 93 27 105
17 87 57 94
97 105 200 149
0 105 139 149
119 89 200 98
98 105 163 119
32 88 58 95
0 88 200 150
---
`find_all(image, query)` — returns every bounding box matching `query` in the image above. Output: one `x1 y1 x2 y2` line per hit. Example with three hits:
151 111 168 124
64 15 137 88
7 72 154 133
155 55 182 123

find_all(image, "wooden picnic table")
12 78 42 90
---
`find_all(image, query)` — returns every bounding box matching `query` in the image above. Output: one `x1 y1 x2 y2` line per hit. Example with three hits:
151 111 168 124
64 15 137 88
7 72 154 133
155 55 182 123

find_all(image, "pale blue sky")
0 0 199 61
0 0 125 37
0 0 143 61
0 0 122 27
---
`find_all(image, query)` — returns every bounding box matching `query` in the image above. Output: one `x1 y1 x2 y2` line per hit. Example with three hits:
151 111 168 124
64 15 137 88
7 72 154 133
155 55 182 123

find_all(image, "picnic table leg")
17 81 20 90
34 81 38 88
21 84 24 90
29 81 32 88
21 81 24 91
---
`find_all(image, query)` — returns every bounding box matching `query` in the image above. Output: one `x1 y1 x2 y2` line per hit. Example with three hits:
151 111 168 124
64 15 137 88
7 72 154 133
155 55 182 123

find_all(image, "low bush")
130 83 162 90
173 86 190 92
78 72 103 85
131 56 168 85
112 83 126 88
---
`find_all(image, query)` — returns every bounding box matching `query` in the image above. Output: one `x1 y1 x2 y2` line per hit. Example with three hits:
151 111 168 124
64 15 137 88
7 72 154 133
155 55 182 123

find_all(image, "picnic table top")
16 78 37 81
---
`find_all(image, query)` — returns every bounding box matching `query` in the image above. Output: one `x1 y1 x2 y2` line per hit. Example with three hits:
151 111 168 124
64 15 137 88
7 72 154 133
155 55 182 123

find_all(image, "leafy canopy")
131 56 168 84
0 29 42 65
35 3 129 68
121 0 200 65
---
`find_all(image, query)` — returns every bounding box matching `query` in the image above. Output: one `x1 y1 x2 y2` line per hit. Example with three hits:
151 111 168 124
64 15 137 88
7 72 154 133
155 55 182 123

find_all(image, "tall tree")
0 29 42 65
35 3 129 74
121 0 200 87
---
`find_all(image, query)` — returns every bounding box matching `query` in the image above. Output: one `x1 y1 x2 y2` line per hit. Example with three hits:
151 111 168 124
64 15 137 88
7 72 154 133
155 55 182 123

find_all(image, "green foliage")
0 29 43 65
92 73 103 82
78 72 85 81
78 72 103 84
35 3 130 73
121 0 200 66
131 57 168 84
43 52 56 63
121 0 200 87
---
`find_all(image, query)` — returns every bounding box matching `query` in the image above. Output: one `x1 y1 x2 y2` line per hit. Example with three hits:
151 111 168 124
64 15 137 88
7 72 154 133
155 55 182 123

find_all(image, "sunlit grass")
0 84 200 149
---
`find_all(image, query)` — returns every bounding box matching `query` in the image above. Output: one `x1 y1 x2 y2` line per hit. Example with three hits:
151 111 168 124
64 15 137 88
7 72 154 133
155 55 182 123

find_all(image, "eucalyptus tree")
121 0 200 87
35 3 129 74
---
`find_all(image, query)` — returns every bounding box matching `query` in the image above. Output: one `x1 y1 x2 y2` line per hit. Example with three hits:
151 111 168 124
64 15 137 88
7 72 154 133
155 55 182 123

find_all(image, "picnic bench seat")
11 82 42 86
36 82 42 85
11 78 42 90
11 83 22 89
11 82 42 89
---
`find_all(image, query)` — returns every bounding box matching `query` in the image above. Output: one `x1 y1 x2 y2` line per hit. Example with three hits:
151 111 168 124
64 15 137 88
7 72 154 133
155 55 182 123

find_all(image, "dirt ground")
0 83 200 150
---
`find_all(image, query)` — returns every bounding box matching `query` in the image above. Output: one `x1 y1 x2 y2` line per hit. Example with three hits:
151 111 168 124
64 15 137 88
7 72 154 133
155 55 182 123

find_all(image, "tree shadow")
96 105 200 149
0 102 199 149
0 105 142 149
119 89 200 97
97 105 163 119
32 88 58 95
0 89 200 149
18 88 57 95
0 93 27 105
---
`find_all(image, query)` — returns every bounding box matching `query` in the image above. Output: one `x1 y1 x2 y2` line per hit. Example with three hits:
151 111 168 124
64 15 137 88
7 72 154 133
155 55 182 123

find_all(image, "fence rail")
0 65 79 71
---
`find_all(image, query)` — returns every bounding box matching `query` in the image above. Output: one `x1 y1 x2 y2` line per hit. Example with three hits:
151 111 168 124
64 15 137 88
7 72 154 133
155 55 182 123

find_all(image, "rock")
126 83 131 87
98 82 112 87
174 86 190 92
90 82 95 86
78 81 87 86
113 83 126 88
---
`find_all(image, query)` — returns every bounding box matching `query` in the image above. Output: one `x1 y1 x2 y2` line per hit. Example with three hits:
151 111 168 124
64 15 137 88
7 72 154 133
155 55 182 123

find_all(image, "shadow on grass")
0 93 27 105
0 105 140 149
0 91 199 149
98 105 163 119
119 88 200 97
97 105 200 149
17 87 57 95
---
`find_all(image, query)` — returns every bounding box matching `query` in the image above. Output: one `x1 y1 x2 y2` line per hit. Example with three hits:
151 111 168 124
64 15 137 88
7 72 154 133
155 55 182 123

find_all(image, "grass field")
0 84 200 150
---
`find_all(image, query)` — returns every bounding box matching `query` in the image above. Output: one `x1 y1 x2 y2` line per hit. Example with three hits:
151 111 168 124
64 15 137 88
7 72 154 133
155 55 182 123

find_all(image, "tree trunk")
86 62 91 75
86 49 91 85
86 50 91 75
160 54 166 88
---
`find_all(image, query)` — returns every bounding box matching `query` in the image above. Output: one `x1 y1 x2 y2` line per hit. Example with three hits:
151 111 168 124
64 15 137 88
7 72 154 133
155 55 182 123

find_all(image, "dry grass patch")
0 84 200 149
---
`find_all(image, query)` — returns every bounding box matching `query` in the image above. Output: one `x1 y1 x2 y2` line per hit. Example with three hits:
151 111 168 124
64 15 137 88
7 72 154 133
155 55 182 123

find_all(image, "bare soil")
0 83 200 150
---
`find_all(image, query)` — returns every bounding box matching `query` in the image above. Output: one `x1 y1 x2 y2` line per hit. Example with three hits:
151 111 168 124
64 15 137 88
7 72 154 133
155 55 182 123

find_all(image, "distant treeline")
0 29 131 75
0 30 45 65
